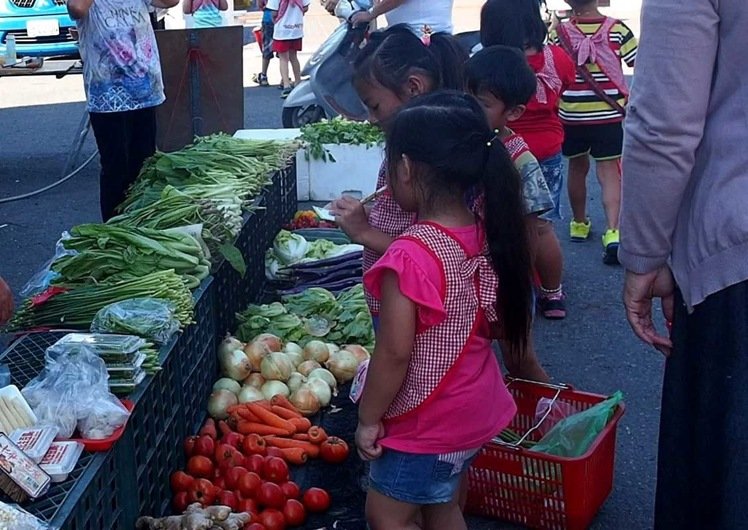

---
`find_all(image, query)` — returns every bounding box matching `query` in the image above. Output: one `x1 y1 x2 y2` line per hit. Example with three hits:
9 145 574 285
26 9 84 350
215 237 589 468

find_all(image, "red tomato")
194 435 216 458
258 509 286 530
216 444 246 472
242 433 267 456
217 490 239 511
170 471 195 493
223 431 244 449
245 524 266 530
225 466 249 489
257 482 286 509
172 491 190 513
282 499 306 527
246 454 265 475
319 437 350 464
187 455 214 478
238 497 260 515
213 477 227 491
280 481 300 499
184 436 198 457
302 488 330 513
189 478 218 506
262 457 290 484
237 471 263 498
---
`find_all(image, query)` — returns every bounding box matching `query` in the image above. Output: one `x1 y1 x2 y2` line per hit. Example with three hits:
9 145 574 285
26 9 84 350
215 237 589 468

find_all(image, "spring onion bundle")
51 224 211 289
7 270 194 332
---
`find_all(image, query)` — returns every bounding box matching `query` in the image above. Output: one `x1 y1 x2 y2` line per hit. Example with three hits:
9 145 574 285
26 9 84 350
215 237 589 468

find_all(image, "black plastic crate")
173 277 216 373
279 160 298 227
59 452 125 530
182 340 218 437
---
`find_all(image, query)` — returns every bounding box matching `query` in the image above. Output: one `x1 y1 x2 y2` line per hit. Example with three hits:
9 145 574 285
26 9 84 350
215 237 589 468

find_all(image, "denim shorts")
538 153 564 221
369 449 477 505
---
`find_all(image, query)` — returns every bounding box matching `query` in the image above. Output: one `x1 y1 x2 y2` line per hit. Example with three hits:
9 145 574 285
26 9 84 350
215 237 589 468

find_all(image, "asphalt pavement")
0 19 661 529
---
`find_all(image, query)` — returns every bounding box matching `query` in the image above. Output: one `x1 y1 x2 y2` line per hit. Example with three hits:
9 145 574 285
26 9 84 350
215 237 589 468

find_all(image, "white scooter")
281 0 373 128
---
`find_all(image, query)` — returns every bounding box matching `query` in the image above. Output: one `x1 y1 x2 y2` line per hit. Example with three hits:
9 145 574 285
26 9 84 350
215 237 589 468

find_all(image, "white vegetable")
219 349 252 381
307 368 337 392
265 249 281 280
303 340 329 364
244 341 270 371
290 385 321 416
254 333 282 352
213 378 241 395
307 378 332 407
207 390 238 419
326 350 359 383
285 342 303 355
326 343 340 356
238 385 265 403
218 335 244 359
343 344 370 365
297 360 322 377
283 349 304 368
261 380 290 400
243 373 266 389
261 352 294 381
287 372 307 393
273 230 309 265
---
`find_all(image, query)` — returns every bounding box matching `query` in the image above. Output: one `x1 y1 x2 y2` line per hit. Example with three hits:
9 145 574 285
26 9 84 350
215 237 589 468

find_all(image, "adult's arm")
618 0 719 274
67 0 93 20
183 0 192 14
152 0 180 9
350 0 408 25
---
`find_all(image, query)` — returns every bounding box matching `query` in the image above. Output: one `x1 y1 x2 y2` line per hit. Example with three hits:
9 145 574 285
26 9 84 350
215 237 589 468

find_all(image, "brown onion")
290 385 321 416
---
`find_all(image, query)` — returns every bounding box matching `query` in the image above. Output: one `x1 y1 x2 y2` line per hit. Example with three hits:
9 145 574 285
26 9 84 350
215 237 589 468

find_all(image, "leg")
595 158 622 231
567 154 590 224
261 56 271 77
278 51 290 88
127 107 157 185
655 281 748 529
289 49 302 85
89 111 129 221
499 336 550 383
535 219 565 319
366 488 421 530
422 486 467 530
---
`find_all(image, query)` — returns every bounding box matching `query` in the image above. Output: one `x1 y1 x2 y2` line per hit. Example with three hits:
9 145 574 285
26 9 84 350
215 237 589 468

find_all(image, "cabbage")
265 249 281 279
273 230 309 265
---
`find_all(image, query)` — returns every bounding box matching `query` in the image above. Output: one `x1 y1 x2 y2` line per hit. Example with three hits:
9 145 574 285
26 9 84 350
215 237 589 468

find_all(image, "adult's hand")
355 420 384 461
323 0 337 15
623 267 675 356
350 10 375 26
0 277 13 327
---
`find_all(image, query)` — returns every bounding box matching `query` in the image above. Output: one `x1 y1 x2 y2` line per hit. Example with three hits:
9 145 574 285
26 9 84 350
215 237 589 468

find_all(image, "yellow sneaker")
602 229 620 265
570 219 591 241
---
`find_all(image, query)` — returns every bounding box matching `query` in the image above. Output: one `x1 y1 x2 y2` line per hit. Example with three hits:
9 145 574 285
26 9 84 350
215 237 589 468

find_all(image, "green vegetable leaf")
219 243 247 277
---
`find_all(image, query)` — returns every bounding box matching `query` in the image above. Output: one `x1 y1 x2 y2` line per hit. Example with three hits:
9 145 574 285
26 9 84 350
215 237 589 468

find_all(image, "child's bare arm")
358 271 416 427
183 0 192 14
218 0 229 10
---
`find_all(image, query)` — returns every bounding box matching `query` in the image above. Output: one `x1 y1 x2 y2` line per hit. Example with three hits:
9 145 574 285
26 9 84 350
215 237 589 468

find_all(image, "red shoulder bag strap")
556 22 627 117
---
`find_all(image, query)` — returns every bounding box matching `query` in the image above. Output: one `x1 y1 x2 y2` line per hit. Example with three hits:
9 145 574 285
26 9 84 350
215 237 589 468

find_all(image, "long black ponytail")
386 91 533 351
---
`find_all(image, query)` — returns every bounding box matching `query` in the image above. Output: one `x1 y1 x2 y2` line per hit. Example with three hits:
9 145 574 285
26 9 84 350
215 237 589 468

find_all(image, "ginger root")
135 507 250 530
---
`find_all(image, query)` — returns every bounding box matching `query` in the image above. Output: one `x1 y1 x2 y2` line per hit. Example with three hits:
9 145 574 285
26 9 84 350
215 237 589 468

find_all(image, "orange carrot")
236 422 294 436
307 426 328 445
227 404 245 415
254 400 273 411
247 403 296 435
233 407 260 423
271 405 302 420
265 437 320 458
292 433 311 441
271 395 301 414
290 417 312 433
279 447 308 465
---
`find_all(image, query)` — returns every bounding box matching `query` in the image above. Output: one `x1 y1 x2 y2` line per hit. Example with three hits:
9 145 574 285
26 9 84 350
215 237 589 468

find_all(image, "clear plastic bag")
90 298 179 344
534 397 580 438
0 501 54 529
530 391 623 458
21 343 130 440
19 232 74 298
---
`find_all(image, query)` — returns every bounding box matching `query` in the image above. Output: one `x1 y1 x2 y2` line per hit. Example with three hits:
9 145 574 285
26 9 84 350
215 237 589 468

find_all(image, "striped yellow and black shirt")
551 18 638 125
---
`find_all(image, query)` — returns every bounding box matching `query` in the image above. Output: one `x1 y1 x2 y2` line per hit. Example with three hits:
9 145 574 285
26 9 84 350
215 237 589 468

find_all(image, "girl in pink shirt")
356 91 534 529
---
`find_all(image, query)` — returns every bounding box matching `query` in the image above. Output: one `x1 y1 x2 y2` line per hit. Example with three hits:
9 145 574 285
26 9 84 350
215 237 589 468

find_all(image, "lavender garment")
619 0 748 310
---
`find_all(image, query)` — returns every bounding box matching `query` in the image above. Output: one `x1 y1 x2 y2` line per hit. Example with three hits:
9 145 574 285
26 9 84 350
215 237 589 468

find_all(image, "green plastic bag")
529 391 623 458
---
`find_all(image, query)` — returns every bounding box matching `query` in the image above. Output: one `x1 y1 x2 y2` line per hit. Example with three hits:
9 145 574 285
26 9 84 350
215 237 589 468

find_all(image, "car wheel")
282 105 326 128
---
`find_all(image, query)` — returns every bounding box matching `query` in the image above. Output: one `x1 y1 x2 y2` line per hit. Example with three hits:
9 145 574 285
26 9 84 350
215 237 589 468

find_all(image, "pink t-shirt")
363 224 516 454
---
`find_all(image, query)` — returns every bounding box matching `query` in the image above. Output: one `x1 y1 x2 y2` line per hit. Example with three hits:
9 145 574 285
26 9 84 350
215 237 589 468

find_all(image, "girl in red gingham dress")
355 91 534 529
329 25 467 322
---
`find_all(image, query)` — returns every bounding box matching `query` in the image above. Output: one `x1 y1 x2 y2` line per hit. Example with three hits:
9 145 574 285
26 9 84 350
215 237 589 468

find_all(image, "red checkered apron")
363 162 416 315
384 222 499 419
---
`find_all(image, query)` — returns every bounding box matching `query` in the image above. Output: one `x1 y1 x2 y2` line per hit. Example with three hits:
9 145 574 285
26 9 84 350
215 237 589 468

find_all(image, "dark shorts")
538 152 564 221
261 22 275 59
272 38 302 53
562 122 624 161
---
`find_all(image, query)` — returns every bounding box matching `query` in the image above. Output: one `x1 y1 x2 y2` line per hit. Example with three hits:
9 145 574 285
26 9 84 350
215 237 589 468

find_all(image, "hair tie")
486 129 500 147
421 25 433 46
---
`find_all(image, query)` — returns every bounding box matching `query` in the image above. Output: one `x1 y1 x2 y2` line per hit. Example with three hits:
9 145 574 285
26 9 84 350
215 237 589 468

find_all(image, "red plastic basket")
465 380 625 530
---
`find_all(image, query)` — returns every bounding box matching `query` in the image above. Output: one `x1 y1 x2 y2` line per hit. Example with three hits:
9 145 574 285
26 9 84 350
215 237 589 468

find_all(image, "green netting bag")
529 391 623 458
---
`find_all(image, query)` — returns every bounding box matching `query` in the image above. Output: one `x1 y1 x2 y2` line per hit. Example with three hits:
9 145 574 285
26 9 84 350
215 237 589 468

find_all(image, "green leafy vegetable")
299 118 384 162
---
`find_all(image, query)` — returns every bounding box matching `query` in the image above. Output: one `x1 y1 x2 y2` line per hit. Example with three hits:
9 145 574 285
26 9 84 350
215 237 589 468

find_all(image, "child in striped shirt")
554 0 637 265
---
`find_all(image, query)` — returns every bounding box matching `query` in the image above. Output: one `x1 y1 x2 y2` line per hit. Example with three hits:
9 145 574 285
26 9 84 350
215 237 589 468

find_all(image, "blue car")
0 0 78 58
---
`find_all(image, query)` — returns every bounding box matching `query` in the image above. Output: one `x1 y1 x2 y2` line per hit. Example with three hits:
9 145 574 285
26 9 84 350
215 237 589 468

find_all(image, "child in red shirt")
480 0 576 319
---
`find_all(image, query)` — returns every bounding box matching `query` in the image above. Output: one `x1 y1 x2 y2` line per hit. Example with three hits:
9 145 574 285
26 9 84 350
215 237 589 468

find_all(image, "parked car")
0 0 78 58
